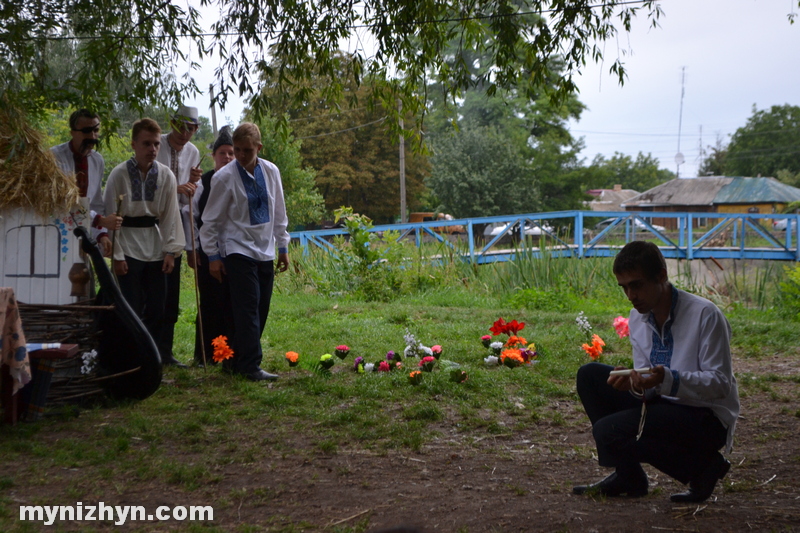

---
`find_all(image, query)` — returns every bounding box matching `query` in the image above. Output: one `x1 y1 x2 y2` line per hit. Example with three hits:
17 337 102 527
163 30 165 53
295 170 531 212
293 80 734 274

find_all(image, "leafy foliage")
572 151 675 192
724 104 800 178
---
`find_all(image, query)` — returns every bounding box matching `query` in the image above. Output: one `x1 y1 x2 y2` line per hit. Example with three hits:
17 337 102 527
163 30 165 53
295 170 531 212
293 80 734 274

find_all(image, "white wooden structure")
0 200 92 305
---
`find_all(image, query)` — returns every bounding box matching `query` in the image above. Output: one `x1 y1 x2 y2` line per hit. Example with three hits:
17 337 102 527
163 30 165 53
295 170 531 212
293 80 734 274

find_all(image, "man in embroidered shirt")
154 105 202 368
199 123 290 381
104 118 186 366
573 241 739 503
51 109 122 256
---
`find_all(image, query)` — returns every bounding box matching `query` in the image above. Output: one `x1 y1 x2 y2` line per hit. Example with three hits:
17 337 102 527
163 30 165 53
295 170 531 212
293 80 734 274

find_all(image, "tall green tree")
575 152 675 192
2 1 667 148
725 104 800 178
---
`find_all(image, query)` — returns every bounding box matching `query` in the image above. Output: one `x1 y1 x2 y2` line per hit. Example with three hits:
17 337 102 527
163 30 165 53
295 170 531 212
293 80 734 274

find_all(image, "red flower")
505 320 525 334
489 318 508 336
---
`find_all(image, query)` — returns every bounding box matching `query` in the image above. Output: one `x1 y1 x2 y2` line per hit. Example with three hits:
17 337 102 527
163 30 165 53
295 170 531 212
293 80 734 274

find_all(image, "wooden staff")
111 194 124 286
189 159 208 369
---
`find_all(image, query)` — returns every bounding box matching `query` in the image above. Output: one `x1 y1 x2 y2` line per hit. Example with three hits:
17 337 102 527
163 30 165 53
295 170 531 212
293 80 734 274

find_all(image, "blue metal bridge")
290 211 800 263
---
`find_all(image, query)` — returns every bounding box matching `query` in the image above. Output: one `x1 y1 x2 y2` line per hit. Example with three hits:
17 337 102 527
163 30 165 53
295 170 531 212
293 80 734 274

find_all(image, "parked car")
773 218 798 231
484 221 554 239
594 217 665 232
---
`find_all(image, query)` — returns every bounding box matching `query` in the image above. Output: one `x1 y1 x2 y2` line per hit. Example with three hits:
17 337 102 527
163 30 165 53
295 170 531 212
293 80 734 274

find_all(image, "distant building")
621 176 800 229
585 184 640 212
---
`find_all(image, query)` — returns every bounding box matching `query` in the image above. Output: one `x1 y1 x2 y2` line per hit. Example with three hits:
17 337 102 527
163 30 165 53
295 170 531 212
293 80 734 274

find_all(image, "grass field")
1 246 799 531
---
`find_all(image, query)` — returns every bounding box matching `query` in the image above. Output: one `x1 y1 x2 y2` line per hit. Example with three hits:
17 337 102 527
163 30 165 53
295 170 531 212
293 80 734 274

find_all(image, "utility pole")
399 100 407 223
675 66 686 178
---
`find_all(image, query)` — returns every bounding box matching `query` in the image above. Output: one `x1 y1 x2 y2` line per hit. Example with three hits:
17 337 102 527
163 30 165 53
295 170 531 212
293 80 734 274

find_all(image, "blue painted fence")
290 211 800 263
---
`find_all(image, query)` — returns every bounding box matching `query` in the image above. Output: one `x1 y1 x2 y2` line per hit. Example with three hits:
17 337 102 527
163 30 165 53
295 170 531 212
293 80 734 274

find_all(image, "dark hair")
69 109 99 130
613 241 667 281
131 118 162 141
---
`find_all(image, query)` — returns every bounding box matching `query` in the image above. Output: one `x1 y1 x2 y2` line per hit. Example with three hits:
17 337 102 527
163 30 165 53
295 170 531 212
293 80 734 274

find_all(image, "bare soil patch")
3 353 799 532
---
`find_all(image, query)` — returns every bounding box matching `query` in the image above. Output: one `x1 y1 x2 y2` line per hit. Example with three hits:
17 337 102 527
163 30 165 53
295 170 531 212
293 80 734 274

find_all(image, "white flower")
80 349 98 375
364 363 374 372
404 346 416 358
421 346 433 357
576 311 592 336
490 341 503 350
484 356 499 366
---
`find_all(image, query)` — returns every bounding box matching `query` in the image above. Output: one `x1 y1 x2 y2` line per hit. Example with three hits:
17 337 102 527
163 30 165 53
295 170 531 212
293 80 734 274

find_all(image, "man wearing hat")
185 126 235 367
155 105 202 367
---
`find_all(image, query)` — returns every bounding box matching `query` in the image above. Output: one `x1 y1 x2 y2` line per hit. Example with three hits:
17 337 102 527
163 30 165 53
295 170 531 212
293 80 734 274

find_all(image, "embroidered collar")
126 158 159 202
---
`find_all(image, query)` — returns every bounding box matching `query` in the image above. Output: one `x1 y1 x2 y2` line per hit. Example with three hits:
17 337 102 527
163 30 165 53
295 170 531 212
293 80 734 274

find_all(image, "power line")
297 116 387 139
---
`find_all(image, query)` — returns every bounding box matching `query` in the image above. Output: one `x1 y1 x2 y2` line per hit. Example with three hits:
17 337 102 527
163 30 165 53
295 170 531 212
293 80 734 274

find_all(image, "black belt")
122 216 159 228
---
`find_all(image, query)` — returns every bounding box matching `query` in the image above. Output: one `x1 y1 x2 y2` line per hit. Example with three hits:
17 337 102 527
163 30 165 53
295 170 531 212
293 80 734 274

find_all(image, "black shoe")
670 456 731 503
245 369 279 382
162 356 188 368
573 472 648 497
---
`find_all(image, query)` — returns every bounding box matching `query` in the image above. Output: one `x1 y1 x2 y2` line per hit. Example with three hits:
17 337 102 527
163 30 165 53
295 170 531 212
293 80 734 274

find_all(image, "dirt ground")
5 353 799 532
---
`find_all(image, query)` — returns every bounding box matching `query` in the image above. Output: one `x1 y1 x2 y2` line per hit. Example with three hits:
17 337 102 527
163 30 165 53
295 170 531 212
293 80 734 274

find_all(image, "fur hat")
212 126 233 153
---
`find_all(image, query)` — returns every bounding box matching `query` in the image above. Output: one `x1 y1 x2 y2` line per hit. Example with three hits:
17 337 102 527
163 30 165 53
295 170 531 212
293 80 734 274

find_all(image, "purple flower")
386 350 396 360
353 356 364 370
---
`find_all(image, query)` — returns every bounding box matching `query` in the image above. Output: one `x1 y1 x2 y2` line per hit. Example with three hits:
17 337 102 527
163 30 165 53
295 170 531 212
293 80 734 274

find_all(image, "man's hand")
177 182 197 197
114 260 128 276
607 366 633 391
276 252 289 273
631 365 665 391
162 254 175 274
98 235 113 257
209 259 225 282
186 250 200 269
189 166 202 183
99 214 123 231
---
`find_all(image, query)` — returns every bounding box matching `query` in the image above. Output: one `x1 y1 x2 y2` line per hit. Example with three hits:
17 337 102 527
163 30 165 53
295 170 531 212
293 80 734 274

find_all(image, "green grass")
1 246 797 531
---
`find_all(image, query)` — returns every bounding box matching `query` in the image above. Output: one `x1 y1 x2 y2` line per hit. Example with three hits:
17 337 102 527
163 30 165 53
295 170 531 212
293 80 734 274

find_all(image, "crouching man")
573 241 739 503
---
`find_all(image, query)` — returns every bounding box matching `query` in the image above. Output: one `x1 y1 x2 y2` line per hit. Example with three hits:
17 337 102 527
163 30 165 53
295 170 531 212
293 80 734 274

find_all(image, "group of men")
53 107 289 382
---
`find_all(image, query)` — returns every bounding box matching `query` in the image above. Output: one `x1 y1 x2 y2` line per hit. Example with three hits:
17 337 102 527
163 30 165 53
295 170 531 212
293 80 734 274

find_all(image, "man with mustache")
51 109 122 257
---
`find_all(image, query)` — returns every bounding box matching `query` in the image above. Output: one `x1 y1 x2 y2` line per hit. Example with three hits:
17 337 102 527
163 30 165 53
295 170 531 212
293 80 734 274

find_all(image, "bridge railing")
290 211 800 263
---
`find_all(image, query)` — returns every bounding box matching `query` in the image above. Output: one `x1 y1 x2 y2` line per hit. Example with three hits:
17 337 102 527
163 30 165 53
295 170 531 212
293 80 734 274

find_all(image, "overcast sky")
570 0 800 178
185 0 800 179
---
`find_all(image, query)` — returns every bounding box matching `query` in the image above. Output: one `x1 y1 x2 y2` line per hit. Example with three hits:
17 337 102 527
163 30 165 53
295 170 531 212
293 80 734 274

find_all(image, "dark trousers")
117 256 166 359
158 254 182 360
224 254 275 375
193 249 233 364
577 363 727 484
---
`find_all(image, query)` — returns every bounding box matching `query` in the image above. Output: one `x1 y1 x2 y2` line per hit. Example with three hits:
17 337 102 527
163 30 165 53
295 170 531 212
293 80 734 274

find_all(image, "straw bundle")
0 109 80 218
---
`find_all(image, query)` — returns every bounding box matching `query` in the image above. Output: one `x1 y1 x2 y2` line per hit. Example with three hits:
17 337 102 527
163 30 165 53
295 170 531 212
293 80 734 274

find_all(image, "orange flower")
285 351 299 363
505 336 527 347
501 348 524 364
581 334 605 361
211 335 234 363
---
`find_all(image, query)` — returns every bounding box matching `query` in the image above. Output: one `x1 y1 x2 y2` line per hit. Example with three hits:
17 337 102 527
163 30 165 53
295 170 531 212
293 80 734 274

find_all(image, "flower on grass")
489 317 508 336
285 351 299 367
520 344 539 364
334 345 350 359
378 361 391 372
484 355 499 366
419 356 436 372
489 341 503 355
386 350 401 362
353 356 365 373
481 335 492 348
450 369 468 383
212 336 234 363
581 334 605 361
431 345 442 359
575 311 592 336
320 353 335 369
501 348 525 368
505 336 527 348
364 363 374 372
408 370 423 386
613 316 630 338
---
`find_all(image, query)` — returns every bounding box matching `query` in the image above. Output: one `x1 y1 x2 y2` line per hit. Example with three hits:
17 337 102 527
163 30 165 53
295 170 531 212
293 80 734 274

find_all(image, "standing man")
155 105 202 368
51 109 122 256
104 118 186 366
199 123 290 381
573 241 739 503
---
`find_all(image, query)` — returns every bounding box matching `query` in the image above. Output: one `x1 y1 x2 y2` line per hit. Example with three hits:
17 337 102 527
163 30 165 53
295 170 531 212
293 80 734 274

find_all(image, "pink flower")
613 316 630 338
378 361 391 372
431 345 442 354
